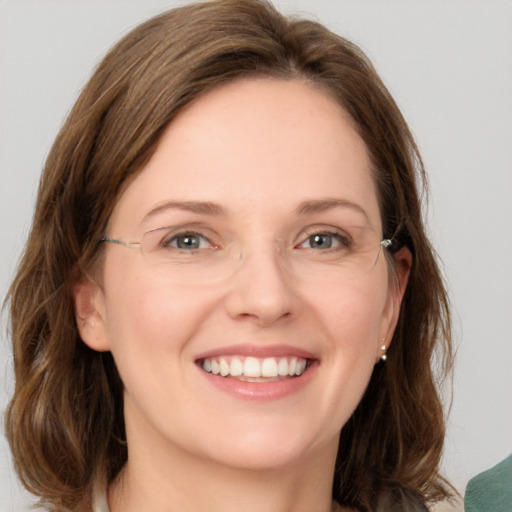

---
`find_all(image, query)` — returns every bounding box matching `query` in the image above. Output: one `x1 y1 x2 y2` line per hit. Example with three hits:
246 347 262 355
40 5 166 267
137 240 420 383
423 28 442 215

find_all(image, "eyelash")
296 229 352 251
158 227 351 252
161 231 217 251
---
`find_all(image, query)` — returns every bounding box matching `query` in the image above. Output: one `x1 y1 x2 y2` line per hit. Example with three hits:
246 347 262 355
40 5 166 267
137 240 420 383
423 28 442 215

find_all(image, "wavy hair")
5 1 453 510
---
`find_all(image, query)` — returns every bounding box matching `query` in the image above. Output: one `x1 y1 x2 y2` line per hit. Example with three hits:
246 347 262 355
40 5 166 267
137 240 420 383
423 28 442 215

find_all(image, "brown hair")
5 1 453 510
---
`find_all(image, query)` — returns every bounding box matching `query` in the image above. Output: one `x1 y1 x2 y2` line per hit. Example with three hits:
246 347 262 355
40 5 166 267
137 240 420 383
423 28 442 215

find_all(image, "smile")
199 356 309 380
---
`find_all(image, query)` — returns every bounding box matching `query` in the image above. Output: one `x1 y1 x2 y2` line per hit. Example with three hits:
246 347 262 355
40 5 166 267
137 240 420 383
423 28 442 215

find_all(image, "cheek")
100 258 217 374
291 277 390 439
307 276 388 380
306 275 389 350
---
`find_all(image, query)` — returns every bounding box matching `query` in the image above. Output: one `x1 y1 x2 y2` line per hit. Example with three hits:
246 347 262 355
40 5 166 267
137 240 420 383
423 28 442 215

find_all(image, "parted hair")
5 1 453 510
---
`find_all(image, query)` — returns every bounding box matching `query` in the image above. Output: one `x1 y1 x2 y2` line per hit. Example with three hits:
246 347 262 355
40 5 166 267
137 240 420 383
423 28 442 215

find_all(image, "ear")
73 279 110 352
376 247 412 360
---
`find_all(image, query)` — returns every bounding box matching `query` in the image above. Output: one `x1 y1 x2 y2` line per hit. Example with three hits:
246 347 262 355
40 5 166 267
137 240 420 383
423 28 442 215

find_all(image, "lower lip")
197 362 318 401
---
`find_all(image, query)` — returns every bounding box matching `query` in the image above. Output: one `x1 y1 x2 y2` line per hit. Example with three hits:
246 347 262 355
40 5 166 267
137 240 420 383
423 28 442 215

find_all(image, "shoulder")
464 453 512 512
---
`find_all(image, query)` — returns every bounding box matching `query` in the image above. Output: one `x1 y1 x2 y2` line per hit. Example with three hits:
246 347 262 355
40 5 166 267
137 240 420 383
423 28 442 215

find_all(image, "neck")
108 433 341 512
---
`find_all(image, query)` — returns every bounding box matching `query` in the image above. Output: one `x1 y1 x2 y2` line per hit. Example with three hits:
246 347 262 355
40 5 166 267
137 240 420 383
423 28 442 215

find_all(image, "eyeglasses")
100 225 392 285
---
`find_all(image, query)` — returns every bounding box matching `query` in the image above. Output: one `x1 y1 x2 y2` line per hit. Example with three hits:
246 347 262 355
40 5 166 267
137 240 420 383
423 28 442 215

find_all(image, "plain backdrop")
1 1 511 510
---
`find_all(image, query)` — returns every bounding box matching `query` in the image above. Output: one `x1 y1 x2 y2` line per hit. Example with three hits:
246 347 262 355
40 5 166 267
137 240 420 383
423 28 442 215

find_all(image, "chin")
193 418 338 472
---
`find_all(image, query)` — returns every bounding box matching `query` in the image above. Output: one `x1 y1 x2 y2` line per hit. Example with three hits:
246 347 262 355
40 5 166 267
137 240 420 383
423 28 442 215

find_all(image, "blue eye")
308 233 335 249
299 231 349 250
166 232 211 250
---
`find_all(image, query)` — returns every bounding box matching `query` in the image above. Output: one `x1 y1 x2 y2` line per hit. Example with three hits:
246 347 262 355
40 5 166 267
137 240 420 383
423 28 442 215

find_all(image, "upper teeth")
202 356 307 378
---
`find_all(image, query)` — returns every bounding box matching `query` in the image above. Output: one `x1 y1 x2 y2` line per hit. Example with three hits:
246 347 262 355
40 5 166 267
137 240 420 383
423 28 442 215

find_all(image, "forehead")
108 78 380 231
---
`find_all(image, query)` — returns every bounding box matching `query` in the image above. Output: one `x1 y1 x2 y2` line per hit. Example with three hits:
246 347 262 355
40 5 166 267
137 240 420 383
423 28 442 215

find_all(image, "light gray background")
1 1 511 510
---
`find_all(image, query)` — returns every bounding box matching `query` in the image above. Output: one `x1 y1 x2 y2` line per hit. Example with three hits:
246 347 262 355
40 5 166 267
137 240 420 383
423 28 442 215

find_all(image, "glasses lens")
140 226 387 284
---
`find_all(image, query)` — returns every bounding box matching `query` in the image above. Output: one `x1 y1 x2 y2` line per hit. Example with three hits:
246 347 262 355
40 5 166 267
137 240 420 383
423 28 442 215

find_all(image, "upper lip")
194 344 318 361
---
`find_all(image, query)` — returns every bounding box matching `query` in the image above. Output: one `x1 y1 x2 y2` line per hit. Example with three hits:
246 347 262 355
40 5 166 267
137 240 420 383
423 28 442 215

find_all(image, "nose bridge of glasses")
229 236 287 267
220 236 296 285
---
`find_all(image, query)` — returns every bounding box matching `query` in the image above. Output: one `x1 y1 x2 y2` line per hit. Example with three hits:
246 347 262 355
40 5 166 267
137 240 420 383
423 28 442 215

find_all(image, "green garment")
464 453 512 512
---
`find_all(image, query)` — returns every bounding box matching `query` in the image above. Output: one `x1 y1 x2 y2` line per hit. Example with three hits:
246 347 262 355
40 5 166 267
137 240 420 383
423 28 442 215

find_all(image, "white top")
92 485 109 512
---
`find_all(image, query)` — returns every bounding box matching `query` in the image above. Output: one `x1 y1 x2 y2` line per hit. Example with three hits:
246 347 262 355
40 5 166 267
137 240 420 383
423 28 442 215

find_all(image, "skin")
75 78 411 512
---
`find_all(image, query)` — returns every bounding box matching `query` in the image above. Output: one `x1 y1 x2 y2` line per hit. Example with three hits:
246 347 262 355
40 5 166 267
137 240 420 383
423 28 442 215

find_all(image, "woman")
5 1 453 510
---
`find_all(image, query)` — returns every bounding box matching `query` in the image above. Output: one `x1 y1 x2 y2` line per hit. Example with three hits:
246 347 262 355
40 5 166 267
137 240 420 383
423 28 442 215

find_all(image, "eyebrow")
142 198 370 222
143 200 226 220
295 198 370 221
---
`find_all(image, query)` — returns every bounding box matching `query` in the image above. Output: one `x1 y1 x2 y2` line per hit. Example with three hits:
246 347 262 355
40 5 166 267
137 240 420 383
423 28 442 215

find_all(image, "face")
76 79 410 473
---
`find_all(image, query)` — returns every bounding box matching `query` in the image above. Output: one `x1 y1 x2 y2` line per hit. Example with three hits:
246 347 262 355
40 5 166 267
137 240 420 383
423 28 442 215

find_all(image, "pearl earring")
380 343 387 361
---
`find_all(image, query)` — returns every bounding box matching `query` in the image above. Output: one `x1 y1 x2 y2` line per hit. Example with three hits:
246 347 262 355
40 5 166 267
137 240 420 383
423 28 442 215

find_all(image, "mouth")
197 355 311 382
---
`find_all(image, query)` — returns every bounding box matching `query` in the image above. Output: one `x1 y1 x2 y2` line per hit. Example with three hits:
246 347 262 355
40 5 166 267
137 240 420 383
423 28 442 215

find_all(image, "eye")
297 231 350 250
164 232 213 250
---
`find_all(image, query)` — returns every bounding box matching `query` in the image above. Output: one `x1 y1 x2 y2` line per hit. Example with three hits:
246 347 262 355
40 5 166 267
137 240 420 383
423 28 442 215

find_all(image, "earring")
380 343 387 361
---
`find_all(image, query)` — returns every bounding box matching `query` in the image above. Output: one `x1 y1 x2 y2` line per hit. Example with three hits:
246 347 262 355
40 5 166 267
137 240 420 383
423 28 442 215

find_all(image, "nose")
223 244 300 326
